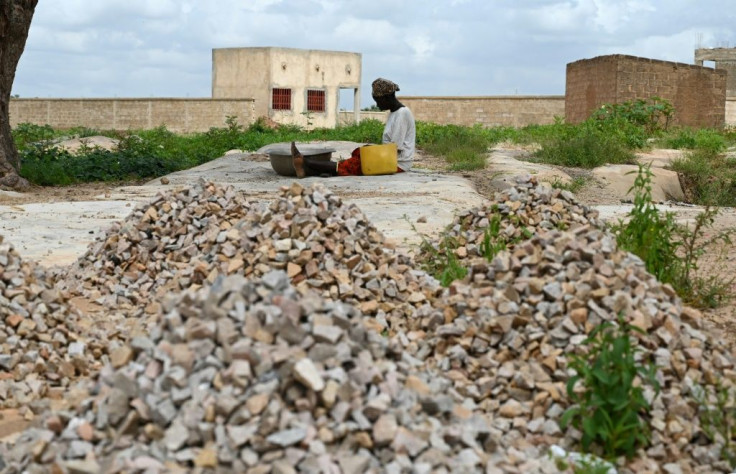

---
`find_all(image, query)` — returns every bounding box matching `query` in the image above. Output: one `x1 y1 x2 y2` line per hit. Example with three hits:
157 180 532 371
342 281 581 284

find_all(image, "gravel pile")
413 177 603 271
0 237 106 411
58 180 441 322
1 176 735 473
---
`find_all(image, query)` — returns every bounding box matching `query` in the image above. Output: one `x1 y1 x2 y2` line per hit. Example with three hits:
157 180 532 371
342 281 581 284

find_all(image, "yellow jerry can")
360 143 398 175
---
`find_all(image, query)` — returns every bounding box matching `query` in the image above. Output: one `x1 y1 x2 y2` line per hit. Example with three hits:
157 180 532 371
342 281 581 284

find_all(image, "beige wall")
727 98 736 126
9 98 256 133
397 96 565 127
11 96 734 133
338 110 388 125
212 47 361 129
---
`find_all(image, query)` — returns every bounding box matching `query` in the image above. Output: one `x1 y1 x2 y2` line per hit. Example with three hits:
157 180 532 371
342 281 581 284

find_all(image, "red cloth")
336 147 404 176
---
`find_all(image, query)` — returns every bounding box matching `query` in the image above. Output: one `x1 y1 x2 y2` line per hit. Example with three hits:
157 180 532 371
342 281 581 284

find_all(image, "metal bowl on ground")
263 143 337 177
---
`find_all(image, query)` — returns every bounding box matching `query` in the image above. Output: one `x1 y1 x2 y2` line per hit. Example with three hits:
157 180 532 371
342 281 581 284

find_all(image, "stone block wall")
9 98 256 133
566 54 727 128
10 95 735 133
397 96 565 127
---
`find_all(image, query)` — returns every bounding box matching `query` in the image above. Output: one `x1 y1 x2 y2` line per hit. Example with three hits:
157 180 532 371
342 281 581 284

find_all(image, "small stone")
110 346 135 368
267 428 307 448
194 446 218 468
373 414 398 446
293 358 325 392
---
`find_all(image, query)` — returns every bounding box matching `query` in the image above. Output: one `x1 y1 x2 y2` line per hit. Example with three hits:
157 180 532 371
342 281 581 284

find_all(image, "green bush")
590 97 673 135
18 142 76 185
11 123 56 150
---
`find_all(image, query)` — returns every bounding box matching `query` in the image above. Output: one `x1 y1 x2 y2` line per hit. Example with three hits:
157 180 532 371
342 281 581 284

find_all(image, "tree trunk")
0 0 37 190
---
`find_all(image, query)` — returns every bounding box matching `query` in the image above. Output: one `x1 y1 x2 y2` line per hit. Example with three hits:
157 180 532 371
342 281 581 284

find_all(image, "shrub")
19 142 75 185
611 165 684 285
591 97 673 135
11 123 56 150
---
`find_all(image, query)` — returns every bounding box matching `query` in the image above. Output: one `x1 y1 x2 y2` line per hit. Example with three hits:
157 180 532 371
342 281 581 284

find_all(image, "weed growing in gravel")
412 210 533 287
548 176 589 194
611 164 734 308
560 314 660 461
693 381 736 468
414 230 468 287
611 165 685 284
479 215 508 261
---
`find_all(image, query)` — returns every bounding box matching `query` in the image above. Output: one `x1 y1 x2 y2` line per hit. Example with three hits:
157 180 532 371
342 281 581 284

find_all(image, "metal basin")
263 143 336 177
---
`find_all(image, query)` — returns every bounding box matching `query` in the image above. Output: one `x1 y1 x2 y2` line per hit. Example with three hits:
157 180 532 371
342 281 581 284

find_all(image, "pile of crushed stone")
1 176 734 473
57 180 441 322
0 236 107 412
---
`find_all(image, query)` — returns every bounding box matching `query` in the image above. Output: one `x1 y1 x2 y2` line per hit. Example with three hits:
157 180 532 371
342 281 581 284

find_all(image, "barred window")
272 88 291 110
307 89 326 112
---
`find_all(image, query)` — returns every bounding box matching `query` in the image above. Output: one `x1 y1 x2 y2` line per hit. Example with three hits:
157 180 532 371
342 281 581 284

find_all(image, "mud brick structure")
565 54 727 128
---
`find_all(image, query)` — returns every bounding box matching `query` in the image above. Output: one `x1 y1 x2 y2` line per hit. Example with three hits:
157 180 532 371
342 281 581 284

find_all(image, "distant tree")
0 0 37 190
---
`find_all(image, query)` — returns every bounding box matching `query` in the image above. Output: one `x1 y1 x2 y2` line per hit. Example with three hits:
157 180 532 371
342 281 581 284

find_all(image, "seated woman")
292 77 416 177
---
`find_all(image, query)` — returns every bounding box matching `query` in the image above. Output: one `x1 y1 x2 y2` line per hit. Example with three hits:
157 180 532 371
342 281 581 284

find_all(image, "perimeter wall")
9 98 257 133
9 95 736 132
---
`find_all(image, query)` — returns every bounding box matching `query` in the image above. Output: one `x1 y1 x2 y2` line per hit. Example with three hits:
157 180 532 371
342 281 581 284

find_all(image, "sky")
12 0 736 110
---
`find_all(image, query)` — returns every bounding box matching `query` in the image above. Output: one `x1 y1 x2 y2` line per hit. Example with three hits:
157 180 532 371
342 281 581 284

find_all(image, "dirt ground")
2 147 736 345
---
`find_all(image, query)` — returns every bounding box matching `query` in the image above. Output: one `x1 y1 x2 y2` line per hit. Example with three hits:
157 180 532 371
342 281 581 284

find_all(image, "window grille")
307 89 326 112
272 88 291 110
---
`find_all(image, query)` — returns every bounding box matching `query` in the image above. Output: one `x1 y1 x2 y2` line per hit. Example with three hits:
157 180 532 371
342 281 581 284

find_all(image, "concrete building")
565 54 726 128
211 47 361 129
695 47 736 98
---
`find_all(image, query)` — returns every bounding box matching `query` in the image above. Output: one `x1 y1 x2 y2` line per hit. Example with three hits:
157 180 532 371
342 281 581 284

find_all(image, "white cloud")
11 0 736 105
405 34 436 63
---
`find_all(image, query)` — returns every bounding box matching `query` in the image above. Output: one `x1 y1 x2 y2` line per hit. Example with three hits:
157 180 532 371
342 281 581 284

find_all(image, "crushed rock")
1 176 735 473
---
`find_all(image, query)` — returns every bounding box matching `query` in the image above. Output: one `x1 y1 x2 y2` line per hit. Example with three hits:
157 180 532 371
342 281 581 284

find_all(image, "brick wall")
9 98 257 133
396 96 565 127
566 54 727 128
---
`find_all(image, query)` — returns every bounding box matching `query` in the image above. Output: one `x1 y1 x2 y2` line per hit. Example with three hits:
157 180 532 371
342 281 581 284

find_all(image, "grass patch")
418 123 497 171
669 148 736 207
530 121 637 168
658 127 727 153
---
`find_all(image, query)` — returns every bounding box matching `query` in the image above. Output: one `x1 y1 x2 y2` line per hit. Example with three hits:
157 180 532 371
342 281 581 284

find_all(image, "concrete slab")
0 141 714 268
0 201 136 266
0 142 488 266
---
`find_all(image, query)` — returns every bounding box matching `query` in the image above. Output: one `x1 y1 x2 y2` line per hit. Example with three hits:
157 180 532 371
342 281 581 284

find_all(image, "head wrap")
372 78 400 97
